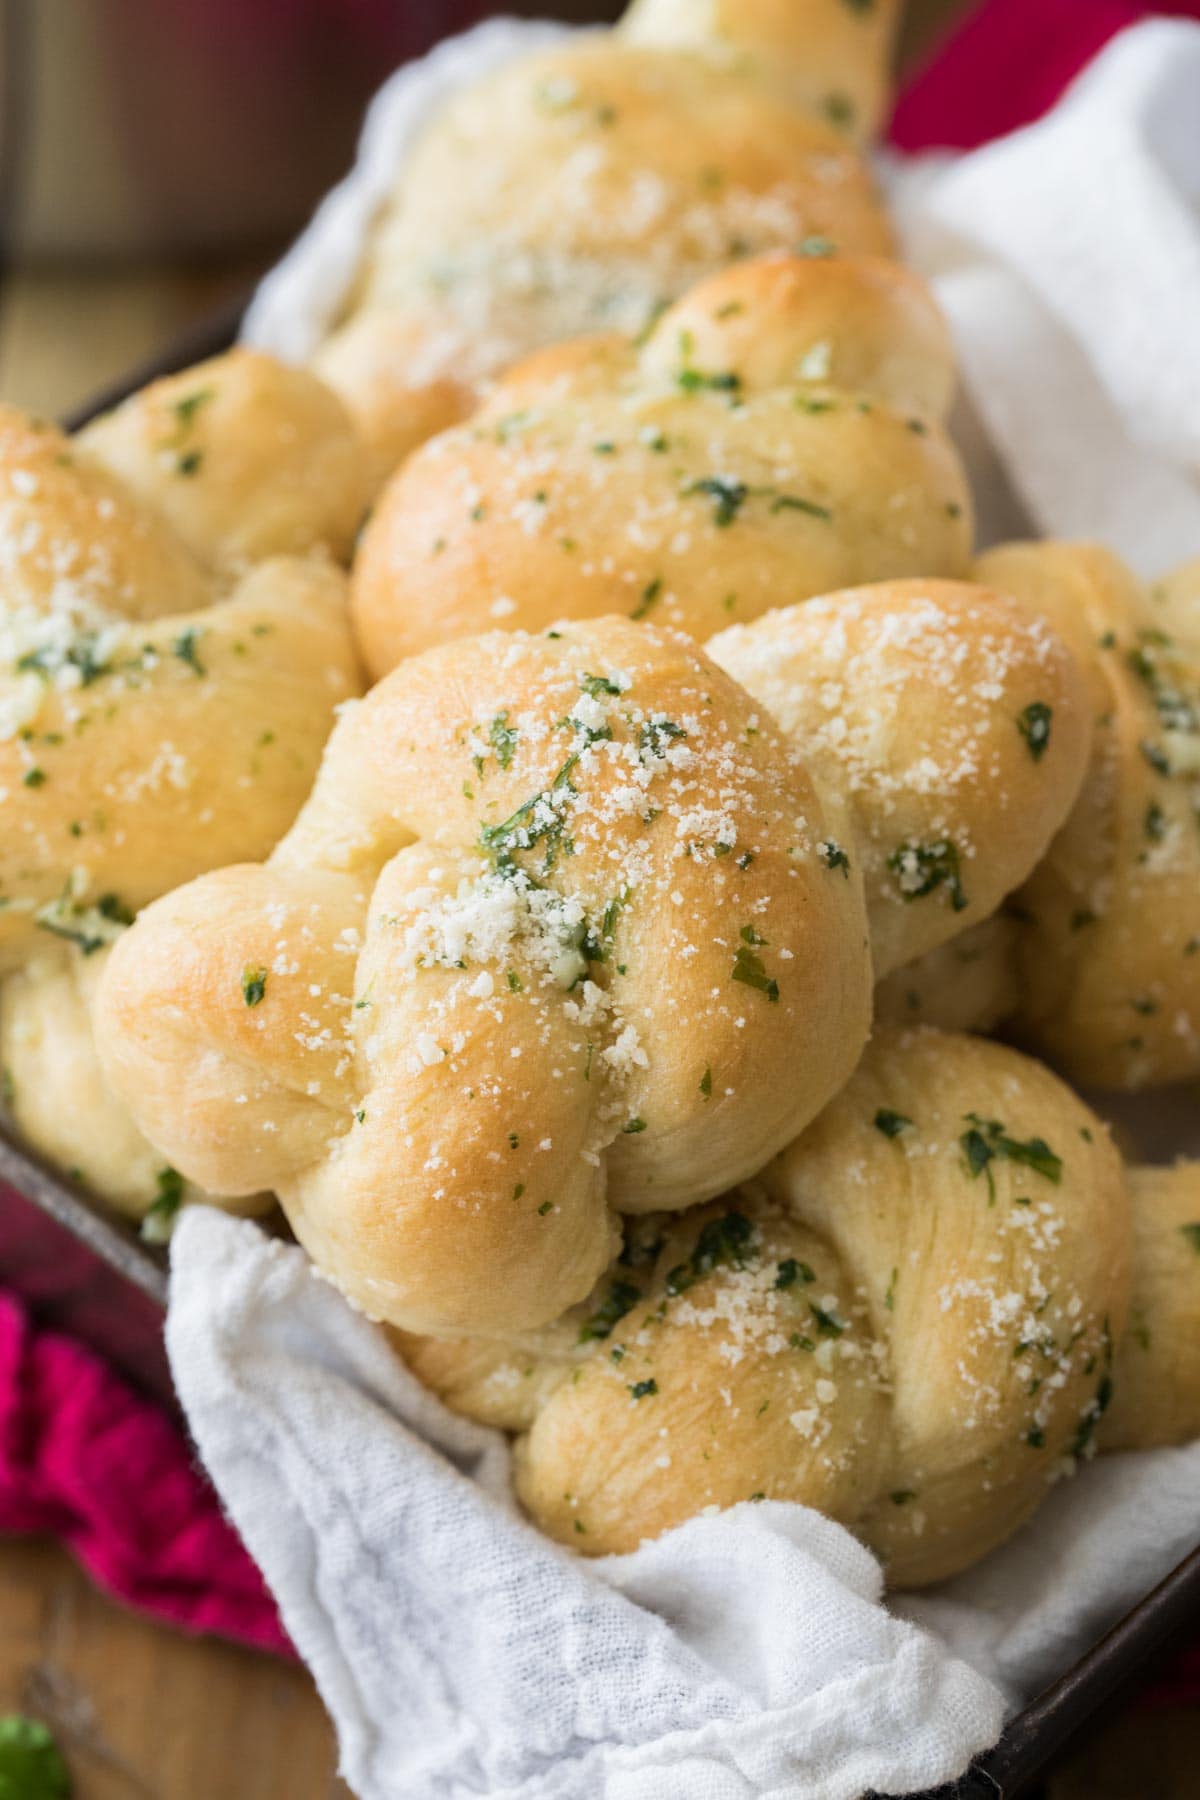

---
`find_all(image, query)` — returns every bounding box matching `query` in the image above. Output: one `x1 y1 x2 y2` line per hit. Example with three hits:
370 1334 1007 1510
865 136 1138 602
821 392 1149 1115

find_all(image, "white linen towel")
177 17 1200 1798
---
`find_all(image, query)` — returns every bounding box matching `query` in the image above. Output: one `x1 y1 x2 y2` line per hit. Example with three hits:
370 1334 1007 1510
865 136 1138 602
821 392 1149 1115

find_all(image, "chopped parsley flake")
621 1117 647 1134
35 890 132 955
769 493 832 521
140 1167 185 1244
632 577 663 621
173 387 214 428
639 718 686 758
1017 701 1053 761
774 1257 815 1290
874 1109 913 1139
17 633 109 686
810 1303 846 1338
579 1279 642 1342
1126 633 1198 735
960 1113 1062 1201
686 475 748 527
580 672 622 698
888 839 968 912
1180 1223 1200 1254
629 1379 658 1400
241 965 268 1007
676 366 742 397
699 1065 713 1099
732 927 779 1002
820 840 850 877
172 629 205 676
666 1210 755 1295
480 748 580 875
488 711 518 769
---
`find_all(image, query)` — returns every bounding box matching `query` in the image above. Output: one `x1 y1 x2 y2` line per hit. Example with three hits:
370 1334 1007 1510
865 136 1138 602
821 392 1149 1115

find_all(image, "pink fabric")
0 1290 293 1655
891 0 1200 150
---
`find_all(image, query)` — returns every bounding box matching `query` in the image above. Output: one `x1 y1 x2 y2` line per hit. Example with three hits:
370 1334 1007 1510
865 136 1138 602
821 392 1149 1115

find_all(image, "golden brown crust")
96 617 873 1333
351 254 970 678
1103 1162 1200 1452
709 581 1092 976
317 2 898 471
874 914 1021 1036
77 348 369 571
0 353 366 1209
0 946 271 1224
402 1027 1131 1585
620 0 904 143
0 554 360 970
977 541 1200 1088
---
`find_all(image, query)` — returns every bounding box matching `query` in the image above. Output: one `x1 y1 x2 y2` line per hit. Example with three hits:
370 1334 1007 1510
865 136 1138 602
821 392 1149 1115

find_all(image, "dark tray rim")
6 295 1195 1800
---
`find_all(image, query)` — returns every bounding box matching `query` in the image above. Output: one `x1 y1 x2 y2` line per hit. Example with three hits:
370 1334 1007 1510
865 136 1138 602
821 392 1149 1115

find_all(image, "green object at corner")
0 1716 71 1800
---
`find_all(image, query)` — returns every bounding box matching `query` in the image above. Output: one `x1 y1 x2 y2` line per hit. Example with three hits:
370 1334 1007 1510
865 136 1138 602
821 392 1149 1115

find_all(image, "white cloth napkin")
168 1211 1005 1800
887 17 1200 569
178 17 1200 1799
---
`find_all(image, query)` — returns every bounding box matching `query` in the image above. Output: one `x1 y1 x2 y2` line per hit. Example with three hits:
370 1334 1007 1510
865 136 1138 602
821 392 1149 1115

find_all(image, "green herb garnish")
241 964 268 1007
775 1257 815 1290
488 711 518 769
686 476 748 528
0 1716 71 1799
140 1167 185 1245
960 1113 1063 1200
665 1210 755 1295
1017 701 1053 761
172 628 205 676
732 926 779 1002
887 839 968 912
579 1279 642 1342
632 577 663 621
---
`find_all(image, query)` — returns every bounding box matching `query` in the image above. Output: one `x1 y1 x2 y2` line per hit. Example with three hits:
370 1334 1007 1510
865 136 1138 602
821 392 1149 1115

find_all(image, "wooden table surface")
1 5 1196 1794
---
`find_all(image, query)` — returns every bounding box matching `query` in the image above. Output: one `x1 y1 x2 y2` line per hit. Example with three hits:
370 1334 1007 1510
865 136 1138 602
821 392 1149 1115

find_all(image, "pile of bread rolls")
3 0 1198 1586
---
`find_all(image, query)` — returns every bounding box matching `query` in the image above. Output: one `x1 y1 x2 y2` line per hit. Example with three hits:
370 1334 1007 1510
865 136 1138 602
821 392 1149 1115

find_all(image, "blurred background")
0 0 967 416
0 1 1195 1795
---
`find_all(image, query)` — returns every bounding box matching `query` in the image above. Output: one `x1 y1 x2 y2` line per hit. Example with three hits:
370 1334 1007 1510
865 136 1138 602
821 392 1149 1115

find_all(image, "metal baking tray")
3 291 1198 1800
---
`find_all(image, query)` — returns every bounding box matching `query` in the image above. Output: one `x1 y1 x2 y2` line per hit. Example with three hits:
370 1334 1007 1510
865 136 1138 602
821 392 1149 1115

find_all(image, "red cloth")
891 0 1200 150
0 1290 293 1655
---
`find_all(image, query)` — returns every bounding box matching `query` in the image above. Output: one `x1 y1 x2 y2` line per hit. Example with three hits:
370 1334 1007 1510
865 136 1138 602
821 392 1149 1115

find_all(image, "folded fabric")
888 18 1200 569
169 1209 1200 1800
168 1211 1004 1800
0 1288 290 1656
